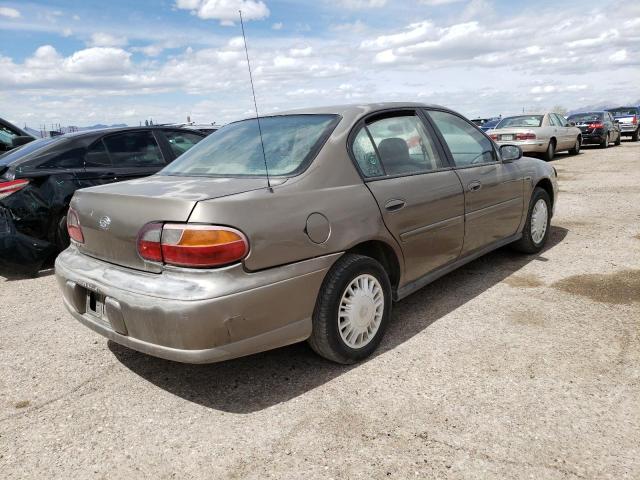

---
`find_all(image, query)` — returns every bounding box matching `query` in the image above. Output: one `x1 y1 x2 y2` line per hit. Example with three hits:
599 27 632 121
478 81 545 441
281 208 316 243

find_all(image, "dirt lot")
1 141 639 479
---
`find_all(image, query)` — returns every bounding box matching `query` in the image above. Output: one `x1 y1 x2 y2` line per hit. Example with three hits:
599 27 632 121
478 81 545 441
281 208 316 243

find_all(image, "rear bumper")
496 140 547 153
55 247 340 363
580 132 607 144
619 126 638 135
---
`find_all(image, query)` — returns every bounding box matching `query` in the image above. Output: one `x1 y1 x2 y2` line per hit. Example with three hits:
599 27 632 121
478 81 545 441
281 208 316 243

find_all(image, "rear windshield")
607 107 638 117
161 114 340 177
496 115 543 128
0 136 63 166
568 112 604 123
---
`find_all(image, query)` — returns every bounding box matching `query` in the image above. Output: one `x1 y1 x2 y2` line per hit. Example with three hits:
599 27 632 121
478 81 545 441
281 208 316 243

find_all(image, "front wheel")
308 254 391 364
512 187 551 254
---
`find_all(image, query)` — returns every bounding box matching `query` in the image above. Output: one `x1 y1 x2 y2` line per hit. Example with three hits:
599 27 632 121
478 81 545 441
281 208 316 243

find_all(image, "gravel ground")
1 141 639 479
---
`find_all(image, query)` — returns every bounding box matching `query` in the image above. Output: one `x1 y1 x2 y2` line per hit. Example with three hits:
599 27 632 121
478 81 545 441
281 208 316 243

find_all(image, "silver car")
489 113 582 161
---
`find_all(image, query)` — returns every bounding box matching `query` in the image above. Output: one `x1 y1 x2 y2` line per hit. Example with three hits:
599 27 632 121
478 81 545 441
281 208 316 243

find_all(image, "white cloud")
338 0 386 8
0 7 20 19
289 46 313 57
88 32 128 47
272 22 283 30
64 47 132 74
609 49 628 63
175 0 269 25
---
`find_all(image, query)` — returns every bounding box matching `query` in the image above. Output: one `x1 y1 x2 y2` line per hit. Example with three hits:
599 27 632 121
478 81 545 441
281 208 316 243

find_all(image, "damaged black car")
0 126 206 275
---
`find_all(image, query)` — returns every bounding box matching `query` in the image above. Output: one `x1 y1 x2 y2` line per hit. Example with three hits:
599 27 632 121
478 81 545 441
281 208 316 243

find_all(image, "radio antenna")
239 10 272 192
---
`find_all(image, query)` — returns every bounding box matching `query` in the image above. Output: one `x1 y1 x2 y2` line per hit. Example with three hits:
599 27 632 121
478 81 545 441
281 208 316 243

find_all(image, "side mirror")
569 122 576 127
12 135 34 148
614 119 619 124
500 144 522 162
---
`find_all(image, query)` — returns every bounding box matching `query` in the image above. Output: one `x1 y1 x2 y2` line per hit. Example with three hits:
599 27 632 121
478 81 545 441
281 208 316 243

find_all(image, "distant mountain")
568 99 640 115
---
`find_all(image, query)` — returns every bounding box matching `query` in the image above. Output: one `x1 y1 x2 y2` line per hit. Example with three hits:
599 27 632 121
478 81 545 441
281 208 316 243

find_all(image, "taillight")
515 133 536 140
489 134 498 140
137 223 249 268
67 208 84 243
0 179 29 200
588 122 604 129
633 115 638 125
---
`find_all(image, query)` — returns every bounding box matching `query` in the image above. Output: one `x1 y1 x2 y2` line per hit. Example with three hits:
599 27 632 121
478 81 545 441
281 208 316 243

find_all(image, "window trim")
346 107 454 182
422 107 500 169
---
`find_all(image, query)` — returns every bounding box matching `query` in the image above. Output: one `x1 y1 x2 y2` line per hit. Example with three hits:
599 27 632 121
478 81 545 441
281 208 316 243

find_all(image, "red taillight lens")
515 133 536 140
67 208 84 243
137 223 248 268
489 134 498 140
0 179 29 200
633 115 638 125
588 122 604 129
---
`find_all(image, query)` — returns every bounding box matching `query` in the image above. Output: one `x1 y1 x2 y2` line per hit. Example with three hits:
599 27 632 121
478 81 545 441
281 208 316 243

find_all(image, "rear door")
425 109 524 255
351 110 465 284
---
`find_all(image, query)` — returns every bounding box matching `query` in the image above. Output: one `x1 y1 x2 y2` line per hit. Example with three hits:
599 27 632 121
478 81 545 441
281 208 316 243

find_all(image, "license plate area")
501 134 514 141
86 290 105 318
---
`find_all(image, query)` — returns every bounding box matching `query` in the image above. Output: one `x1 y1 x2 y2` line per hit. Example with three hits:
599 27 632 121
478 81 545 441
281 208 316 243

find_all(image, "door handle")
467 181 482 192
384 199 406 212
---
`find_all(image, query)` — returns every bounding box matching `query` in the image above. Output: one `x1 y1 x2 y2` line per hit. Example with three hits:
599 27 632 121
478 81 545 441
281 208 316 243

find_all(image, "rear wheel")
568 137 581 155
512 187 551 254
615 131 621 146
600 132 610 148
543 140 555 161
632 129 639 142
308 254 391 364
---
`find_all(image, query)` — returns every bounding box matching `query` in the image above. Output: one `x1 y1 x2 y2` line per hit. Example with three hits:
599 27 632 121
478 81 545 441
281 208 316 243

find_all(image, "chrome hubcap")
531 199 548 244
338 274 384 349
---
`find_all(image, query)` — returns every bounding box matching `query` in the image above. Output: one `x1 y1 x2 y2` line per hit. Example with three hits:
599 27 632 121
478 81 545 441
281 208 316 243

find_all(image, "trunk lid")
71 175 268 272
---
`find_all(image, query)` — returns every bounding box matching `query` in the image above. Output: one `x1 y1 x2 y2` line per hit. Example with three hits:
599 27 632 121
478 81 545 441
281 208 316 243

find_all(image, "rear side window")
163 130 204 157
428 110 496 167
352 114 445 178
103 131 165 167
37 147 86 169
85 140 111 166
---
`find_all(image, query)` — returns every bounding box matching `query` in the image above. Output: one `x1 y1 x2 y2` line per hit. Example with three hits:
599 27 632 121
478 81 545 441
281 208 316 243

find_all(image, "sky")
0 0 638 128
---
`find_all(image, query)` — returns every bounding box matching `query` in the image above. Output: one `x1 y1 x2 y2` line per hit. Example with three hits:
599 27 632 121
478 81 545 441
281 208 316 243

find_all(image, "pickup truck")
606 106 639 141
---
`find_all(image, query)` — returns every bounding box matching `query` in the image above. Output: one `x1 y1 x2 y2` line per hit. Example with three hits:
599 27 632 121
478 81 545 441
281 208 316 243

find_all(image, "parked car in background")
471 117 501 132
0 117 35 153
567 111 621 148
55 102 558 365
606 106 639 141
166 122 221 135
0 126 205 275
490 113 582 161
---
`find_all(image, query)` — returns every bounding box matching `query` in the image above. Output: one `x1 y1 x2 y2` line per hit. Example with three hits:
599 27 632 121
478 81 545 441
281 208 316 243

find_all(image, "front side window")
163 130 204 157
103 131 165 167
428 110 496 167
161 115 339 177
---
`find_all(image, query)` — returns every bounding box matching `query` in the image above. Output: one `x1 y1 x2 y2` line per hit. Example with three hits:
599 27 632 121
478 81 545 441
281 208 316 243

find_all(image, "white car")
489 113 582 161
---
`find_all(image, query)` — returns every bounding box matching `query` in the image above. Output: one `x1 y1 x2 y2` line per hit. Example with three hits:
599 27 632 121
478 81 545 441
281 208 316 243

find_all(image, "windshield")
607 107 639 117
568 112 604 123
0 136 63 166
496 115 543 128
161 114 340 177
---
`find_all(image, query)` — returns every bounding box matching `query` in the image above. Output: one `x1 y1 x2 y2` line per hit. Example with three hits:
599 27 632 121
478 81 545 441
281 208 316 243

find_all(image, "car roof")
62 125 205 139
271 102 445 117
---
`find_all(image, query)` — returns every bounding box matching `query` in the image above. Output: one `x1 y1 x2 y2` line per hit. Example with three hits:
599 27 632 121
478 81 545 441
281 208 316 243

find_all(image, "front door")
350 111 465 283
425 109 524 255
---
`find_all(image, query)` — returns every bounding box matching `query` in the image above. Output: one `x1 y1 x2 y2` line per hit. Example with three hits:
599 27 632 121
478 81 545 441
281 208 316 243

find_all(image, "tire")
632 129 639 142
600 132 610 148
512 187 551 254
54 213 70 250
568 137 581 155
615 131 621 146
543 140 555 161
308 253 392 364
